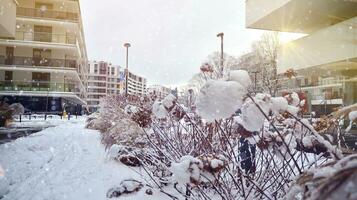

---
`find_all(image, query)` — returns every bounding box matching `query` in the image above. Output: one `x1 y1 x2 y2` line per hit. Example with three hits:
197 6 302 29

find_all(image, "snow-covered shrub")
135 76 343 198
8 103 25 115
0 102 25 127
152 94 177 119
98 71 347 200
131 108 152 128
85 112 101 129
286 154 357 200
103 118 144 148
108 144 142 167
106 179 144 198
85 95 151 150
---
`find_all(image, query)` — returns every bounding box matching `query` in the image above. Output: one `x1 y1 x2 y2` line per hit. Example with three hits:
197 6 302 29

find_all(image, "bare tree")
252 32 281 96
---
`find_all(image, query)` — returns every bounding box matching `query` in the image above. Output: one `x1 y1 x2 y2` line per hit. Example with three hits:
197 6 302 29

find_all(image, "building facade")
0 0 88 114
86 61 147 112
86 61 121 112
126 70 147 96
246 0 357 114
147 85 171 99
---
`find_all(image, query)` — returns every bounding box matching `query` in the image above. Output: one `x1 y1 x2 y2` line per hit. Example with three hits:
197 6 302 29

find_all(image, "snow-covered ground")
0 118 166 200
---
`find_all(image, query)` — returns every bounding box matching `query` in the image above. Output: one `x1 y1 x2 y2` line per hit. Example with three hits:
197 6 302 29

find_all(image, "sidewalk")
0 119 166 200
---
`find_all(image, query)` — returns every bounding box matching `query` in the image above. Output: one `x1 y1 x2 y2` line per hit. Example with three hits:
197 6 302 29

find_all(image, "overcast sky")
80 0 264 86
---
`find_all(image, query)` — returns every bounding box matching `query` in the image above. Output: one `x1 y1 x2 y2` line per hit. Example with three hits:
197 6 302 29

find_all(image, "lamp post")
251 71 259 92
124 43 131 97
216 32 224 76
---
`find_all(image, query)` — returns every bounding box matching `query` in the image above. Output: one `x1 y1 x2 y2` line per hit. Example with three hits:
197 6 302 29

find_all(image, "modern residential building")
246 0 357 114
86 61 147 112
126 70 147 96
0 0 88 114
86 61 121 112
147 85 171 99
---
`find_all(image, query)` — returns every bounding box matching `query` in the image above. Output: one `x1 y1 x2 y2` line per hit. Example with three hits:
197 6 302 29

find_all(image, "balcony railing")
0 56 77 69
310 94 343 101
0 81 76 93
15 31 76 45
17 7 79 22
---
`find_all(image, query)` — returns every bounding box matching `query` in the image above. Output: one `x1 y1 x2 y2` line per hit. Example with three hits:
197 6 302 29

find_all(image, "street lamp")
251 71 259 92
216 32 224 76
124 43 131 97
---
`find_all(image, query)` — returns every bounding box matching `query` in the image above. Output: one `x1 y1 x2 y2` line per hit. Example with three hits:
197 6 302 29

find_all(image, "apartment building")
246 0 357 114
86 61 121 112
126 70 147 96
0 0 88 114
147 85 171 99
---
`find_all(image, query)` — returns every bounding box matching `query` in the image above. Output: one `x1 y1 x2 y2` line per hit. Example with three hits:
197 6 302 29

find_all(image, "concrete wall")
277 16 357 74
246 0 289 28
0 0 17 38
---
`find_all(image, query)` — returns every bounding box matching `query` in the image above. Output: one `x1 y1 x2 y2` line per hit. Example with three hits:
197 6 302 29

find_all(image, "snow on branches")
87 70 349 200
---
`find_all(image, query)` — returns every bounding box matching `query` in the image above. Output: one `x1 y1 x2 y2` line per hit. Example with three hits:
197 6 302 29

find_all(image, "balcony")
246 0 357 33
17 7 79 22
0 56 77 69
15 31 76 45
0 81 76 93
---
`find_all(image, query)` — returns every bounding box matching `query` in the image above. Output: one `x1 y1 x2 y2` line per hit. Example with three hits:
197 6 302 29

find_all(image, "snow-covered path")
0 118 165 200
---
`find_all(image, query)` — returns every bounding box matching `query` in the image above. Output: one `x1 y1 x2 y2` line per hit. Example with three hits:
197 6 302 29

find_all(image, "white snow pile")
196 70 303 123
302 135 315 148
270 96 289 115
162 94 176 110
239 93 303 131
170 155 203 186
0 165 9 198
240 93 271 132
346 110 357 132
196 79 247 121
152 94 177 119
106 179 144 198
227 70 252 89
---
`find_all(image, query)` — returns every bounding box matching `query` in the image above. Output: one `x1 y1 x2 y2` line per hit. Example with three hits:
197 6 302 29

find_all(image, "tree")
252 32 281 96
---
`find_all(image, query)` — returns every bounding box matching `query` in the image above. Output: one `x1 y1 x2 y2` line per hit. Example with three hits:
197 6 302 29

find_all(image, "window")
34 25 52 42
94 64 98 73
111 67 115 75
99 63 107 75
32 72 50 88
5 71 13 81
33 49 51 66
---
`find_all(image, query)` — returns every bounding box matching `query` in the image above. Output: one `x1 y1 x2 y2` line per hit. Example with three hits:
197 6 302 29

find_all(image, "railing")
0 56 77 69
0 81 76 93
282 77 345 90
17 7 78 21
15 31 76 45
